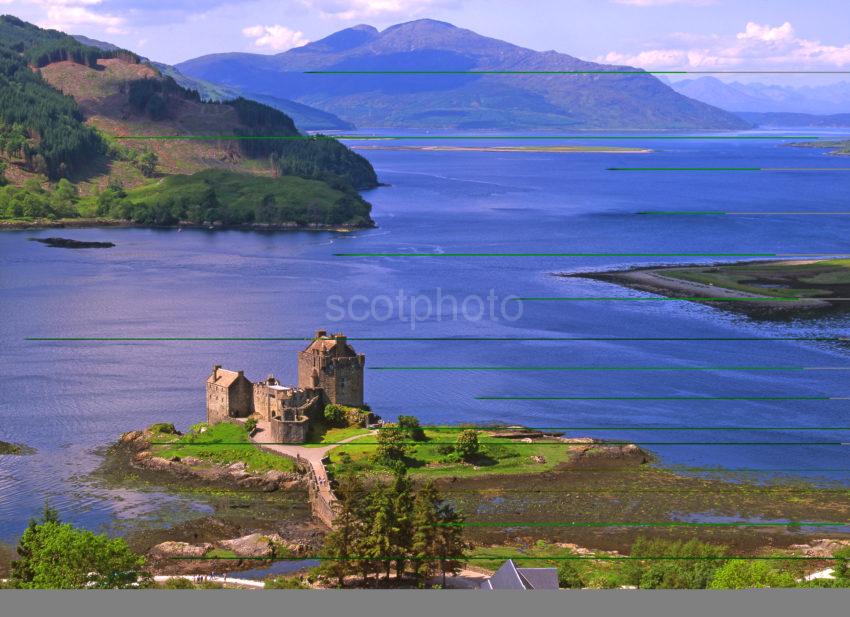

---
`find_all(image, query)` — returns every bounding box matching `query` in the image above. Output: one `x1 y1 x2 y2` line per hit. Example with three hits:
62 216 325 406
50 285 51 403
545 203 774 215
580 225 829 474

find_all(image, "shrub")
324 404 346 427
162 577 195 589
624 537 728 589
244 418 258 433
455 430 480 462
147 422 178 435
435 444 454 456
374 425 409 465
264 575 309 589
708 559 797 589
398 415 425 441
557 562 584 588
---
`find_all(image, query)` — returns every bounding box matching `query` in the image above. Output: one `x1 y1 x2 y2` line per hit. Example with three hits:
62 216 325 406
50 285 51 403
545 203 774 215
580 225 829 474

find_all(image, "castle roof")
303 331 357 357
207 367 245 388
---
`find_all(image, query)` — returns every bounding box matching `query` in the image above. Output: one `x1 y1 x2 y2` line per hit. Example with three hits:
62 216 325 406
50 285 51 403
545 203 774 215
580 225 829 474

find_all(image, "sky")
2 0 849 84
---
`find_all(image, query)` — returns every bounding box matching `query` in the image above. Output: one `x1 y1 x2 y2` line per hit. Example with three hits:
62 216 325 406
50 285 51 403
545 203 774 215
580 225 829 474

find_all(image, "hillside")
177 19 748 130
0 15 377 228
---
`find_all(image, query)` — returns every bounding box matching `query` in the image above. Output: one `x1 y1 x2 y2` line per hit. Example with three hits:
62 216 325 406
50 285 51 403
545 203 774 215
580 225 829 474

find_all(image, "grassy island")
575 259 850 316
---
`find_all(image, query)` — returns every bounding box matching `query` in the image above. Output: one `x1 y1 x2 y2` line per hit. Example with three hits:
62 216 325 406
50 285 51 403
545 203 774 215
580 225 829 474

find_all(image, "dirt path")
250 422 374 506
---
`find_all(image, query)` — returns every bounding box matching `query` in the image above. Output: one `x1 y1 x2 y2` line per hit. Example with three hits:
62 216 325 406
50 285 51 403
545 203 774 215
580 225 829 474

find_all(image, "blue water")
2 130 850 542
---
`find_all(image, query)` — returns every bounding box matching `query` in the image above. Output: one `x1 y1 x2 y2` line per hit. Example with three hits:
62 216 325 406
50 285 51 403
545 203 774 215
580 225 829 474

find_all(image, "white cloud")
300 0 451 20
16 1 128 35
600 21 850 69
242 24 309 51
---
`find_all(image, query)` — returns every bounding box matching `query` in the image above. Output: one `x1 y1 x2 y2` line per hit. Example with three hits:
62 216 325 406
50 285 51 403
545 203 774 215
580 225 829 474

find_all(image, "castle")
206 330 366 444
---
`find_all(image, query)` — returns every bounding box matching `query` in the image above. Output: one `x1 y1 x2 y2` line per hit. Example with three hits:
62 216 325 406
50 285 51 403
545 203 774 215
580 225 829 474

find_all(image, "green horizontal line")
517 297 805 301
383 426 850 431
486 396 845 402
639 211 850 216
24 336 848 342
613 167 850 172
369 366 826 371
333 252 777 257
157 441 848 446
610 167 762 171
113 135 819 141
449 521 847 528
304 70 850 75
168 555 850 561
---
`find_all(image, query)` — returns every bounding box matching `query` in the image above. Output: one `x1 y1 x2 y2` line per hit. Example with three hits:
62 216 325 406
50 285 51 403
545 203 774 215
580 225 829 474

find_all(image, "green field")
326 429 575 478
662 259 850 300
302 425 371 448
152 422 296 473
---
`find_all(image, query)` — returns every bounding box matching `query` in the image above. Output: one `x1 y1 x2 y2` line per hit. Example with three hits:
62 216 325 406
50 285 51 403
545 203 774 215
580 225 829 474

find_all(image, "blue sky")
3 0 849 83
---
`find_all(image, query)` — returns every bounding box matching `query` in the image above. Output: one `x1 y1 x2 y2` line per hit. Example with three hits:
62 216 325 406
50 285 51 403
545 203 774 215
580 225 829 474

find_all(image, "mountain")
71 34 352 130
0 15 376 228
672 77 850 115
735 112 850 128
177 19 747 130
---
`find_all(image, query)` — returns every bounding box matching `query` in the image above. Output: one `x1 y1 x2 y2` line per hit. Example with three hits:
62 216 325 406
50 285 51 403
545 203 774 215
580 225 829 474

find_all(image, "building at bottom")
205 330 368 444
479 559 559 590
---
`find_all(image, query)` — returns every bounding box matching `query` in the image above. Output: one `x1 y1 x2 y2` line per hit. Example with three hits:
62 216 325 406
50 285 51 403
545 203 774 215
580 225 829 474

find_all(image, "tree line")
321 470 466 587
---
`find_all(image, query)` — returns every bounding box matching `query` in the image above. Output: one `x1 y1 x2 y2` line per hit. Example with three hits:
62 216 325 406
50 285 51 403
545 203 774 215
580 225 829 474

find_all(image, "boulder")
149 541 213 559
219 533 284 558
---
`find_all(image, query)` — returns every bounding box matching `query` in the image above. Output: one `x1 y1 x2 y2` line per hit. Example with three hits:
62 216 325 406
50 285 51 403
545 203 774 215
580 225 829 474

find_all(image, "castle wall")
297 349 365 408
269 417 310 444
206 383 231 424
227 378 253 418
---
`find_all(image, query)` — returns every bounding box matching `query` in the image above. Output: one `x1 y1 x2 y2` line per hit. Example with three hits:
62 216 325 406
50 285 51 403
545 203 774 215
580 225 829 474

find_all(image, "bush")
324 404 346 427
708 559 797 589
264 575 309 589
374 425 409 465
147 422 178 435
162 577 195 589
435 444 454 456
557 561 584 588
624 537 728 589
398 415 425 441
455 430 480 462
244 418 258 433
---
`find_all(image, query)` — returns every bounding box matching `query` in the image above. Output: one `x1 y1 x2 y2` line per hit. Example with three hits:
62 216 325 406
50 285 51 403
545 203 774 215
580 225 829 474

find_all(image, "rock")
133 451 152 461
521 438 533 443
181 456 202 465
531 455 546 464
227 462 247 472
149 541 213 559
219 533 283 558
119 430 144 444
789 539 850 557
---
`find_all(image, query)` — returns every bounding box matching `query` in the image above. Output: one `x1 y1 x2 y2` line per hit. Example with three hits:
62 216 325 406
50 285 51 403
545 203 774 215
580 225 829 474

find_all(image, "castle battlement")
205 330 365 444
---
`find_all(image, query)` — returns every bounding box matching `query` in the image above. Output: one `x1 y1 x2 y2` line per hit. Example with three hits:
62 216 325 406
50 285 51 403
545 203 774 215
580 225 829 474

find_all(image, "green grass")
303 424 371 448
326 429 575 479
205 548 238 559
153 422 296 473
661 260 850 300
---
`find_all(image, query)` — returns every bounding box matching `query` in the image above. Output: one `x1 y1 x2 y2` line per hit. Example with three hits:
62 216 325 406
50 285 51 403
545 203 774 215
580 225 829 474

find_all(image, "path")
152 574 265 589
251 421 375 509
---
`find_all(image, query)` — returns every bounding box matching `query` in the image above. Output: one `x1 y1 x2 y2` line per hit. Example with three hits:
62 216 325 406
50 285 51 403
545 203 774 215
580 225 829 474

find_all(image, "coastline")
0 218 376 233
568 260 839 315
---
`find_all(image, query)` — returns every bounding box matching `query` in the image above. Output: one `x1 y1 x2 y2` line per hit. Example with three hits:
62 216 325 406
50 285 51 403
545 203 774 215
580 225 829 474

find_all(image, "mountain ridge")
177 19 748 130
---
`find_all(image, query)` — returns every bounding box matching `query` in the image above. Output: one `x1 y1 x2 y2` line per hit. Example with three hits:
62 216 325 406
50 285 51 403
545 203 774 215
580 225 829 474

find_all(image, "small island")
791 138 850 156
571 259 850 316
30 237 115 249
0 440 33 455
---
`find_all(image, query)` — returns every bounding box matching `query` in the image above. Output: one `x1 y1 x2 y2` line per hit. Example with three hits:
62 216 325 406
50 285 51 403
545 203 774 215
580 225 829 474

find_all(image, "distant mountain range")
72 35 352 131
671 77 850 116
177 19 747 130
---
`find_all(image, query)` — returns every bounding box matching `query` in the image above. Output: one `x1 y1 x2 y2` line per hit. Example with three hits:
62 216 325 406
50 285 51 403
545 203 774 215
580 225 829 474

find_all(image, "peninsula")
571 259 850 316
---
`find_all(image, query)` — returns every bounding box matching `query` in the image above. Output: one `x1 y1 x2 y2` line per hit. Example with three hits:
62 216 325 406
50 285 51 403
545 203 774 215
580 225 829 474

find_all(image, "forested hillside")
0 15 377 228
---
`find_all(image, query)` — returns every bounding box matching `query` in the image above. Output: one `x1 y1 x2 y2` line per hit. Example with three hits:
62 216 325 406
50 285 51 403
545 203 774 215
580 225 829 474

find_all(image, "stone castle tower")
297 330 365 407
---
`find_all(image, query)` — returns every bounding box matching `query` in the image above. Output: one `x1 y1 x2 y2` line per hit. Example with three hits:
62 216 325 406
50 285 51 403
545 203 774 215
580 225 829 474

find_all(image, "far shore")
351 145 652 153
0 218 374 233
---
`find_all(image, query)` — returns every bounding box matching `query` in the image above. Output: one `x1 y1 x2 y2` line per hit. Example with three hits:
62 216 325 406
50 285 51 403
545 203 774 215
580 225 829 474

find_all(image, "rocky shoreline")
116 429 302 492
